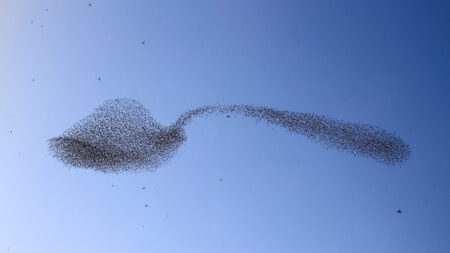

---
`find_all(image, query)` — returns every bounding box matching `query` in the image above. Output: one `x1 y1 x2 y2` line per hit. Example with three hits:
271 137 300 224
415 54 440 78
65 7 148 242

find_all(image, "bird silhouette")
397 209 402 214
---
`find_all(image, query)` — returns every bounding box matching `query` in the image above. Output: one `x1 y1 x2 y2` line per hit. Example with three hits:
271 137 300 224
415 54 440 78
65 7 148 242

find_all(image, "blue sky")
1 1 449 252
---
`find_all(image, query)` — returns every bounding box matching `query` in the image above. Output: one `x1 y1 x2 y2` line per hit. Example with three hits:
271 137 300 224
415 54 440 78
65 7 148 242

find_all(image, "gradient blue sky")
1 1 449 252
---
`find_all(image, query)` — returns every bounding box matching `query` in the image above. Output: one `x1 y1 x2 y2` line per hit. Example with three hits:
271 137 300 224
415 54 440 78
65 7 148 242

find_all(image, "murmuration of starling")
48 98 410 173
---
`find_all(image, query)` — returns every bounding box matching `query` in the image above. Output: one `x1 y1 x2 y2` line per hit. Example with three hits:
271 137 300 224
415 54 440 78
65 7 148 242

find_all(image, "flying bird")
48 98 410 173
397 209 402 214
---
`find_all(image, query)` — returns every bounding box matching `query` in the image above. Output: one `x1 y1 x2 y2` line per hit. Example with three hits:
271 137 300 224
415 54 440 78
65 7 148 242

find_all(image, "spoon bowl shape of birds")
48 98 410 173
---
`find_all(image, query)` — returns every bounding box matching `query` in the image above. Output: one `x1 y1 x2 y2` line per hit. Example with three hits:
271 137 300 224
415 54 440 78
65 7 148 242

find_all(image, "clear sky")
1 0 449 252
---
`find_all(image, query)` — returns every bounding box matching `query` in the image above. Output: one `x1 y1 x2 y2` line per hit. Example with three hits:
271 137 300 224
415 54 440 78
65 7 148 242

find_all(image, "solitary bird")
144 204 148 207
98 77 101 81
397 209 402 214
141 186 146 190
141 41 145 44
89 3 92 7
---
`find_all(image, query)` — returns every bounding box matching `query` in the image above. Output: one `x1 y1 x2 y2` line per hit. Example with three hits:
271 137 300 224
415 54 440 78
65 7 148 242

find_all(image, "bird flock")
48 98 410 173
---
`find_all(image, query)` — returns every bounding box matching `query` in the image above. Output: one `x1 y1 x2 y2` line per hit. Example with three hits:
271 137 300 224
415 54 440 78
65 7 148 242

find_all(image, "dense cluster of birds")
48 98 410 173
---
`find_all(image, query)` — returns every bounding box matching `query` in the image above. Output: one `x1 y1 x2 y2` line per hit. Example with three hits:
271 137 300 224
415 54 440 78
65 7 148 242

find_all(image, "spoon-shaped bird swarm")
48 98 410 173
